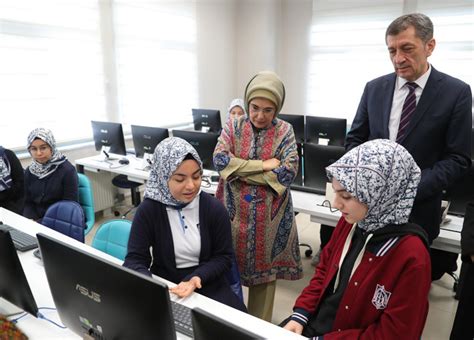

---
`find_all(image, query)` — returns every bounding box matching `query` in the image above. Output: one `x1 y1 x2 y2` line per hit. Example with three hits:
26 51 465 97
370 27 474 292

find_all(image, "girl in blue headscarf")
284 139 431 339
124 137 246 312
23 128 78 220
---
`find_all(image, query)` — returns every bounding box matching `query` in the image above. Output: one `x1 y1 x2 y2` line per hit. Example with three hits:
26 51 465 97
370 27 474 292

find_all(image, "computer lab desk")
0 207 304 340
75 154 462 254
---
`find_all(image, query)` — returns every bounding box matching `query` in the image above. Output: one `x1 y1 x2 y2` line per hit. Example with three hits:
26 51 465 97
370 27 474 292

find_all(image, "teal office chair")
91 219 132 261
77 173 95 235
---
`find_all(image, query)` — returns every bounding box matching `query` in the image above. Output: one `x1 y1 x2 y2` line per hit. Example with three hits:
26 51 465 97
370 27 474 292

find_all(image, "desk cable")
201 176 212 188
9 307 66 329
317 199 339 213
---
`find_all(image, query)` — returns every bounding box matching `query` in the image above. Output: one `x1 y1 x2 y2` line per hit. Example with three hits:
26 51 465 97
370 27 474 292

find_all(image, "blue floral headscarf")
326 139 421 232
144 137 202 207
27 128 67 179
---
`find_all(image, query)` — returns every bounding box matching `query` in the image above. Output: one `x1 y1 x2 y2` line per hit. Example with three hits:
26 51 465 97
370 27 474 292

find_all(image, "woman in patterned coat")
213 71 303 321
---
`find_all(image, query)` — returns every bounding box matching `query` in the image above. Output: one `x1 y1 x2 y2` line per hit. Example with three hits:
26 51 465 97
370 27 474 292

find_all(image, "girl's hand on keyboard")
170 276 202 298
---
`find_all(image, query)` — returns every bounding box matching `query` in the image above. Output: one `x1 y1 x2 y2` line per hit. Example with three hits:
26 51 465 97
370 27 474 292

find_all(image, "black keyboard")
171 301 193 337
0 224 38 251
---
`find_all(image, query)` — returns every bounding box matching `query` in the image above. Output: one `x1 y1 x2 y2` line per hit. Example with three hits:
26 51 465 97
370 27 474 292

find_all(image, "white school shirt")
166 195 201 268
388 65 431 141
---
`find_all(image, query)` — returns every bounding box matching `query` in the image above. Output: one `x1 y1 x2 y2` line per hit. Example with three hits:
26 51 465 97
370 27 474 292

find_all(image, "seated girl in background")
23 128 78 220
0 146 25 214
227 98 246 120
283 139 431 339
124 137 246 312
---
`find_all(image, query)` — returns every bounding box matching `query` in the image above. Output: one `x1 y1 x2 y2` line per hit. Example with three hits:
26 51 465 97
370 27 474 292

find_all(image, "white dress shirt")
388 65 432 141
166 195 201 268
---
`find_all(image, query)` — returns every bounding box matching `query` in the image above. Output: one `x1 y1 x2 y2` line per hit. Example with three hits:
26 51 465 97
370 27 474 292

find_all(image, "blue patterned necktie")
396 82 418 143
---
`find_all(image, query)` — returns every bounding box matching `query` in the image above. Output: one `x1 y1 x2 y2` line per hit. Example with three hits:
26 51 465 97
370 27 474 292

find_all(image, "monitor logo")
202 114 208 118
76 284 101 303
189 141 199 147
100 129 108 134
144 134 152 140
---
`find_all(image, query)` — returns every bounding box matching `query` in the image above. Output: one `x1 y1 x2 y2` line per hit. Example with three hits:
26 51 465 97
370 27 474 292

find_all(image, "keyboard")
171 301 193 337
0 224 38 251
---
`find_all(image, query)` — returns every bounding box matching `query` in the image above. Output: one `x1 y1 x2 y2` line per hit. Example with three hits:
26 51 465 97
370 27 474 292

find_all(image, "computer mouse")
119 158 130 165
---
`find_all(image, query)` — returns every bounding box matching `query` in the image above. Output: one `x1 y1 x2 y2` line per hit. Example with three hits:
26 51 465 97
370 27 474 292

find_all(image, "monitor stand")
140 152 153 171
96 146 119 162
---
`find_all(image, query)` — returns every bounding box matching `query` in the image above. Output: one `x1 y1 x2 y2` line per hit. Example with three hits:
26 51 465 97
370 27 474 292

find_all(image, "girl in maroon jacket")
284 139 431 339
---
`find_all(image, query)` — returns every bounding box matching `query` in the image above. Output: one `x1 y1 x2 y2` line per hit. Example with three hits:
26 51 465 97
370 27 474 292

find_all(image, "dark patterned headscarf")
27 128 67 179
0 147 12 191
326 139 420 232
144 137 202 207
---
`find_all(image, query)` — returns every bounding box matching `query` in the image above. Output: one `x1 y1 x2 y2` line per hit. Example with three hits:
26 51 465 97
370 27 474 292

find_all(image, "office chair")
91 219 132 261
77 173 95 235
111 174 142 218
41 200 86 243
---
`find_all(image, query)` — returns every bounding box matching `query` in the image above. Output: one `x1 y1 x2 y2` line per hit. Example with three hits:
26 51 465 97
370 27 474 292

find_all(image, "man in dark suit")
450 201 474 339
346 13 472 244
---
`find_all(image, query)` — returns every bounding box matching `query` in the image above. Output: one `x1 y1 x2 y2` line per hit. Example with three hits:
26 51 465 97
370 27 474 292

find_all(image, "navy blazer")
346 66 472 242
23 160 78 220
124 192 233 285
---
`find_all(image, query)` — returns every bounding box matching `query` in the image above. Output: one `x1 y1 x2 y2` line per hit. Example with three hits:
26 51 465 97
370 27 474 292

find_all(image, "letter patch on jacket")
372 284 391 310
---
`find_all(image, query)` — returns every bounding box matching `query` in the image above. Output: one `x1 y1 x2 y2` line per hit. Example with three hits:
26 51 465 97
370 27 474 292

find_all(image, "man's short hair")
385 13 434 43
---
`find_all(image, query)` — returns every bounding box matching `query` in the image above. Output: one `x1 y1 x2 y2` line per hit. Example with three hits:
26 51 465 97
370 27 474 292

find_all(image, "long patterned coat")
213 116 303 286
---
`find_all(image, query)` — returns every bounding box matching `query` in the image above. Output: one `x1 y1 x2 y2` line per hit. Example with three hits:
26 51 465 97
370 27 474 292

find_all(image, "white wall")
196 0 313 117
196 0 237 121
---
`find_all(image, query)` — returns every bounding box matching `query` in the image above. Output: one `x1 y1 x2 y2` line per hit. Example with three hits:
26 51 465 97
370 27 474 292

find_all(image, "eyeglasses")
249 104 275 116
28 145 50 153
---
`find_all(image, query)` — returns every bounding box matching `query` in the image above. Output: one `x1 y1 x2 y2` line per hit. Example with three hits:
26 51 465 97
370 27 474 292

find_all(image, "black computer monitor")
172 130 219 170
279 114 305 143
131 125 169 158
303 143 345 195
294 143 303 186
192 108 222 133
446 165 474 217
305 116 347 146
37 233 176 340
471 127 474 160
91 121 127 156
192 308 264 340
0 229 38 317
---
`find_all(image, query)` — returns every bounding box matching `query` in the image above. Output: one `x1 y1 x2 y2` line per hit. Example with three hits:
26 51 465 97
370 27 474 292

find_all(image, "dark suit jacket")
346 66 472 242
450 201 474 339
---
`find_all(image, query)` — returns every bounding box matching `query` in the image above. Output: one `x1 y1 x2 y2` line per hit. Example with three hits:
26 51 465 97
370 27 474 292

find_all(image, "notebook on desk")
37 233 193 339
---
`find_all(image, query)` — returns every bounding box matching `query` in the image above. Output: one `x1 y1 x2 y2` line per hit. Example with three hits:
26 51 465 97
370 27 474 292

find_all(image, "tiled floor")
88 209 460 339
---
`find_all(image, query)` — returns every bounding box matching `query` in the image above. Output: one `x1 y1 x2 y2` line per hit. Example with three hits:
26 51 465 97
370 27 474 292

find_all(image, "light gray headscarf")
227 98 246 120
27 128 67 179
326 139 421 232
144 137 202 207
